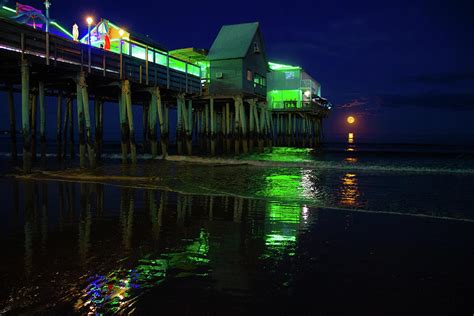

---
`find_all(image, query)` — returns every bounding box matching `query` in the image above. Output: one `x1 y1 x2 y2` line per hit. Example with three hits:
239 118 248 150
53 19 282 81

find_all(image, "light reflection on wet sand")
0 176 473 314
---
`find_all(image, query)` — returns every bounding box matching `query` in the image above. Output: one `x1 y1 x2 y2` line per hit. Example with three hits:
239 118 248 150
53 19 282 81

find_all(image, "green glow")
198 60 210 79
169 57 186 72
268 203 301 224
50 21 74 38
131 44 146 60
188 64 201 77
260 173 302 201
2 5 16 13
248 147 312 163
269 61 301 71
155 52 167 66
268 89 302 109
263 202 300 256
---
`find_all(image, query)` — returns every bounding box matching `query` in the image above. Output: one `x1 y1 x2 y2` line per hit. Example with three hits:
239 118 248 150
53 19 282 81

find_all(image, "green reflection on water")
264 202 302 257
247 147 313 163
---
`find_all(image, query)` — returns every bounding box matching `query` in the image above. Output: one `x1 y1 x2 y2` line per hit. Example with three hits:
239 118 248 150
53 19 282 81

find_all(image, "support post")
21 59 31 172
210 98 215 155
234 97 240 154
249 99 255 150
118 91 128 163
62 96 69 159
186 99 193 155
77 71 96 168
149 91 158 158
68 97 75 158
39 81 46 163
225 102 230 153
76 76 86 168
95 97 102 160
30 91 37 163
123 80 137 164
8 86 17 161
56 93 62 159
238 97 248 153
155 88 167 157
143 102 150 153
176 94 183 155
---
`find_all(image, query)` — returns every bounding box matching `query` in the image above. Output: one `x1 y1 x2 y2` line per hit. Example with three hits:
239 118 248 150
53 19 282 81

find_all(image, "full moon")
347 116 355 124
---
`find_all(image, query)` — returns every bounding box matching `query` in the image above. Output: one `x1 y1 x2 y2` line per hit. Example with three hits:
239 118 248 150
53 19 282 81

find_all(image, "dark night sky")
2 0 473 144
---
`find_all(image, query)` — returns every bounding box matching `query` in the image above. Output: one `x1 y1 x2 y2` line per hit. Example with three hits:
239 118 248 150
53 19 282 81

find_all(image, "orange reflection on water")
348 133 354 144
340 173 360 207
345 157 358 163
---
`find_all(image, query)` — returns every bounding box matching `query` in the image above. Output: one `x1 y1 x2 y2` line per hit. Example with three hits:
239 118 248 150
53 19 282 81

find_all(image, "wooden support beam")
38 81 46 163
68 97 75 159
123 80 137 164
176 94 183 155
21 59 31 172
234 98 240 154
118 90 128 163
77 71 96 168
94 98 102 160
30 90 37 163
143 102 150 154
155 89 167 157
238 97 248 154
186 99 193 155
149 92 158 158
62 96 69 159
76 75 86 168
210 98 215 155
249 99 255 150
56 93 62 159
225 102 230 154
7 86 17 161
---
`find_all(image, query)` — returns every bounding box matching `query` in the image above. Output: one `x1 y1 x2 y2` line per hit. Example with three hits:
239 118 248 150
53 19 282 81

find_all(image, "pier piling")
148 91 158 158
123 80 137 164
39 81 46 163
8 86 17 161
21 59 31 172
56 93 62 159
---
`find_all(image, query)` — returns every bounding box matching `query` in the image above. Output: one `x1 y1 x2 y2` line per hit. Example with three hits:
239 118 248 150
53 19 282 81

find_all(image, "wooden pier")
1 17 330 173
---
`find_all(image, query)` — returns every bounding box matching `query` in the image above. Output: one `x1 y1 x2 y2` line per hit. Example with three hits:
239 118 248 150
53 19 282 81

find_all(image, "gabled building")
206 22 269 99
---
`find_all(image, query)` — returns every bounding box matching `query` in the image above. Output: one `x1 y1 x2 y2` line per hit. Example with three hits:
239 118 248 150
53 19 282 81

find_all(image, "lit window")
247 69 253 81
254 73 266 87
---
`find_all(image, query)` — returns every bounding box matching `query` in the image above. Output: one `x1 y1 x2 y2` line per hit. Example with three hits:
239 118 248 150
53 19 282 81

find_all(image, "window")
188 64 201 77
155 52 167 66
131 44 146 60
284 71 296 80
253 41 260 53
169 57 186 73
247 69 253 81
254 73 266 87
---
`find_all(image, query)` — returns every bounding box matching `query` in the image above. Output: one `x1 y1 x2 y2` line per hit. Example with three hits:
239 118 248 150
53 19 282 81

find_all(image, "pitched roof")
207 22 260 61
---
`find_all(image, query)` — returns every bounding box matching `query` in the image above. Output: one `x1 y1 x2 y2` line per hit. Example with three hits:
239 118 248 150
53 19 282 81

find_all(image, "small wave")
11 169 474 224
165 155 474 175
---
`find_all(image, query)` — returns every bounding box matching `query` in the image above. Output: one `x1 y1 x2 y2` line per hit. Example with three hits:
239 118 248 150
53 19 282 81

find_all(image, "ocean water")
0 139 473 314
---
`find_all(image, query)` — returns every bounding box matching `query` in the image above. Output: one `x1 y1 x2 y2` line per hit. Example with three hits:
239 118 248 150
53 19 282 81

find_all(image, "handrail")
0 18 201 94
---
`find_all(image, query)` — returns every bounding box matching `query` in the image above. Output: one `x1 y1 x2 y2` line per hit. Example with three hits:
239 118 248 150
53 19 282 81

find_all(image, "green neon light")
50 21 73 38
169 57 186 72
268 89 302 109
2 5 16 13
269 61 301 71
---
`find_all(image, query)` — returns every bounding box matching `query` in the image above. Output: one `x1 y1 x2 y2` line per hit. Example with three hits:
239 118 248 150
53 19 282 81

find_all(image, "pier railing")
0 18 201 93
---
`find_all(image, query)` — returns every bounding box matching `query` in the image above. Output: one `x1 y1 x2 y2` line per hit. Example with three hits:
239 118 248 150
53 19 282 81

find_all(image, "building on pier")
267 61 331 146
1 2 332 172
